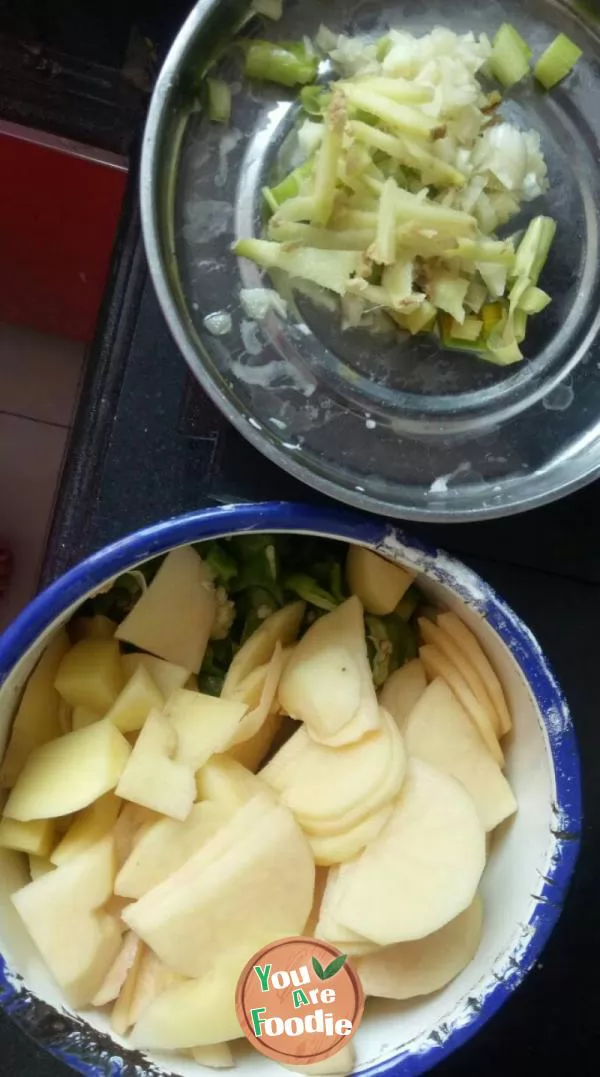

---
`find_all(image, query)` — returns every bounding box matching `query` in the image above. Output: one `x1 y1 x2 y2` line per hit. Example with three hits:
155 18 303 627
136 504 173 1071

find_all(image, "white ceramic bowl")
0 502 581 1077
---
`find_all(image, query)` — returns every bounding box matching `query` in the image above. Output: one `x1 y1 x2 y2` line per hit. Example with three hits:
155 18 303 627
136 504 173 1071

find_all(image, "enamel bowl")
0 502 581 1077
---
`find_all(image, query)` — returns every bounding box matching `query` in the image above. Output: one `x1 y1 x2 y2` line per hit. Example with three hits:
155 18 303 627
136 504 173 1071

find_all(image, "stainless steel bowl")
141 0 600 521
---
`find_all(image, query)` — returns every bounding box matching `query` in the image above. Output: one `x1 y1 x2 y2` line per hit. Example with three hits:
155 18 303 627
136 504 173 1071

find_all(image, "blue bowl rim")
0 501 582 1077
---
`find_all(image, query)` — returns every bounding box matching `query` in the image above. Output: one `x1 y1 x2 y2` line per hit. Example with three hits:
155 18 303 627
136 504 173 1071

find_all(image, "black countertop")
0 178 596 1074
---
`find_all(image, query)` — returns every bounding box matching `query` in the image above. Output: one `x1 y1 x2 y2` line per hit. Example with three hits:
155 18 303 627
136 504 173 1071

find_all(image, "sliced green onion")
251 0 283 20
203 542 239 585
375 35 392 61
283 574 338 611
244 40 318 87
300 85 331 116
490 23 532 88
513 216 556 285
262 186 279 214
519 285 551 314
534 33 582 89
207 78 231 123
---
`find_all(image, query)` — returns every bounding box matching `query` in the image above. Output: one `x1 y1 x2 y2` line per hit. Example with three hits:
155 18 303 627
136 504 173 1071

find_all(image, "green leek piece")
311 91 346 226
375 35 392 61
233 239 361 295
534 33 582 89
300 85 331 116
267 160 313 207
394 299 437 335
439 314 485 353
465 277 488 314
244 40 318 87
428 272 470 323
283 574 338 611
207 78 231 123
262 186 279 214
513 216 556 285
490 23 532 88
519 285 551 314
251 0 283 20
203 542 238 585
449 316 483 342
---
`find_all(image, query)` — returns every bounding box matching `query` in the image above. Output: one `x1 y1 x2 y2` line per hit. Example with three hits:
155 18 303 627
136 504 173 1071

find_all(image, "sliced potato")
379 658 427 729
403 679 517 831
104 666 164 734
195 755 268 812
419 618 500 737
113 803 160 868
69 615 117 642
0 630 70 788
4 720 131 822
308 802 393 866
111 936 146 1036
222 601 305 696
356 894 483 999
315 865 377 957
54 639 124 714
419 644 503 766
121 652 191 700
11 835 121 1007
229 643 284 747
29 855 55 881
123 795 314 979
115 547 216 673
304 865 329 936
92 930 142 1007
437 611 512 735
130 952 245 1050
126 944 178 1030
115 800 230 899
115 710 196 821
346 544 415 614
163 690 247 770
278 596 380 747
190 1043 234 1068
50 793 121 866
330 759 486 945
0 817 55 857
72 706 102 731
228 709 283 773
261 709 405 830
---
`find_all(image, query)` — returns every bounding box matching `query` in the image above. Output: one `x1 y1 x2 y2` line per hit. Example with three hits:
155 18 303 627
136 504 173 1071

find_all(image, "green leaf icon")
322 954 348 979
312 956 326 980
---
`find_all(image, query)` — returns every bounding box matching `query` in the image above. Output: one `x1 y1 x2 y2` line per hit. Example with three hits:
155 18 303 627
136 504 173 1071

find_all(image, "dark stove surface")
1 189 598 1073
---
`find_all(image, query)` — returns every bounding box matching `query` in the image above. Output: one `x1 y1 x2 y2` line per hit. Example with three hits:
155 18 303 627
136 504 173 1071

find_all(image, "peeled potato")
419 618 500 737
163 690 247 769
104 666 164 734
123 795 314 979
356 894 483 1000
379 659 427 729
115 800 230 899
304 865 329 936
92 930 142 1007
315 864 378 957
54 639 124 714
4 720 131 822
222 601 305 697
261 709 405 830
278 596 380 747
346 544 415 615
308 803 393 866
190 1043 234 1068
195 755 268 812
0 630 70 788
0 817 55 857
115 547 216 673
115 710 196 821
419 644 503 767
437 611 512 735
130 952 244 1050
51 793 121 865
403 679 517 832
126 945 178 1031
330 759 486 945
228 644 284 748
121 652 191 700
